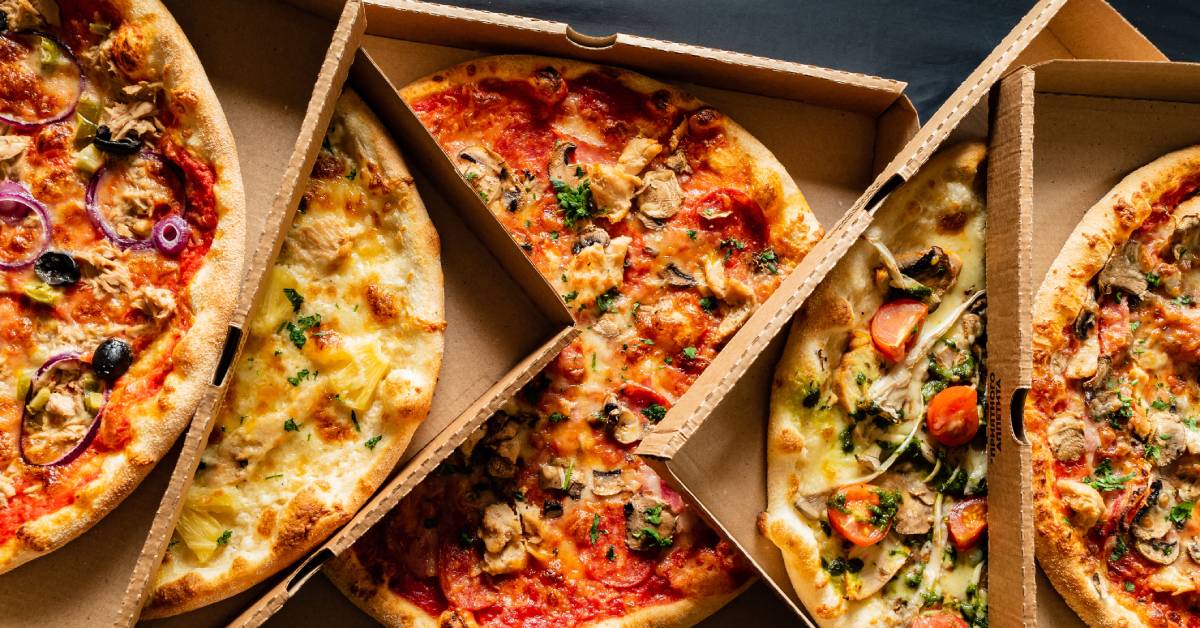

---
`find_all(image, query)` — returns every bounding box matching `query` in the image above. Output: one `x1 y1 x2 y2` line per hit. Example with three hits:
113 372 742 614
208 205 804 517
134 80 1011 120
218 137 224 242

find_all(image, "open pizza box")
988 58 1200 628
2 0 577 625
633 1 1167 627
83 0 930 625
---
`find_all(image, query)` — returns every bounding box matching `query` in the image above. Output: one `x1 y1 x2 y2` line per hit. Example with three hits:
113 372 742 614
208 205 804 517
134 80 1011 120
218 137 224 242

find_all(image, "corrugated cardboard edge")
636 0 1162 461
112 3 367 625
229 326 579 628
986 66 1037 628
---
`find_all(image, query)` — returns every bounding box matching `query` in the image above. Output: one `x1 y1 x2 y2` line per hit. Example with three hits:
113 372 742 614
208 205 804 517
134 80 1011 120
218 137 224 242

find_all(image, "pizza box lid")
991 58 1200 628
205 0 929 625
634 2 1165 627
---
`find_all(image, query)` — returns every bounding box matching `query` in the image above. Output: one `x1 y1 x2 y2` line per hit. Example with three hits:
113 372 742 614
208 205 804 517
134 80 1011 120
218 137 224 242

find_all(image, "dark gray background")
436 0 1196 119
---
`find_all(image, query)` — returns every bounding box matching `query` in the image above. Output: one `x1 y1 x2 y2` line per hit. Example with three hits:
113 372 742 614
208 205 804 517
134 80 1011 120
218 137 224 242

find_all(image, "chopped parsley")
589 513 604 544
1086 459 1134 492
839 425 855 453
642 403 667 423
350 409 360 432
1150 397 1172 411
682 346 698 360
284 313 322 349
868 489 902 527
287 368 311 386
1169 501 1195 529
1125 581 1135 592
1110 535 1128 561
1177 295 1194 306
563 460 574 491
283 418 301 432
216 530 232 546
634 527 673 549
563 290 578 303
644 504 665 526
283 288 304 312
365 435 383 450
596 288 620 313
1146 272 1162 288
551 178 594 227
458 529 475 548
548 412 568 423
699 296 717 312
827 492 849 514
346 166 357 181
754 248 779 274
686 229 698 240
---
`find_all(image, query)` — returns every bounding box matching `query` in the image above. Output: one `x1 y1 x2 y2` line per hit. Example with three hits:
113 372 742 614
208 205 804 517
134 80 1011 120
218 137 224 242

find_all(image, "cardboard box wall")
212 0 928 624
634 1 1166 627
992 58 1200 628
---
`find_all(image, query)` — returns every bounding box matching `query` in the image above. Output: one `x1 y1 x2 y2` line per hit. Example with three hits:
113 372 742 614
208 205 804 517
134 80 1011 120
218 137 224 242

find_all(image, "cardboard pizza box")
990 58 1200 628
634 1 1166 627
183 0 930 625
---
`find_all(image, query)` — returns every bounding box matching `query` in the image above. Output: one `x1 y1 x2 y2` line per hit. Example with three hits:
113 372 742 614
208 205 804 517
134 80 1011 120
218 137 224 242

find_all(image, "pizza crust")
1030 144 1200 628
764 142 987 627
142 89 444 617
0 0 245 574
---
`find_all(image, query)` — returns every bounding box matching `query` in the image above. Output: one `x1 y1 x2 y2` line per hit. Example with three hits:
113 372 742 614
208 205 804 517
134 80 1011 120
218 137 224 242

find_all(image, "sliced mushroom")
1170 214 1200 264
1187 539 1200 564
1048 415 1088 463
1074 289 1099 340
548 141 583 188
625 495 676 551
664 150 691 174
1133 480 1174 542
1153 417 1189 467
844 536 912 601
539 460 571 491
1136 529 1181 565
794 493 827 520
1057 479 1106 529
591 469 628 497
879 474 932 535
864 233 942 307
457 144 506 200
1098 241 1149 300
636 170 683 221
661 263 698 288
575 226 610 251
894 246 962 302
612 406 645 444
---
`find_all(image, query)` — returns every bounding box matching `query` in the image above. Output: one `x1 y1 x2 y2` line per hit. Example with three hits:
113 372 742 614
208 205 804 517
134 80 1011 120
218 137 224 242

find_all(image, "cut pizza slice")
763 142 989 627
143 89 445 617
1030 145 1200 627
324 55 820 626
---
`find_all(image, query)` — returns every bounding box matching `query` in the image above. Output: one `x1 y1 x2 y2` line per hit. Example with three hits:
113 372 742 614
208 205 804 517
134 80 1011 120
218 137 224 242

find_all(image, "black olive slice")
93 338 134 381
93 125 142 155
34 251 80 286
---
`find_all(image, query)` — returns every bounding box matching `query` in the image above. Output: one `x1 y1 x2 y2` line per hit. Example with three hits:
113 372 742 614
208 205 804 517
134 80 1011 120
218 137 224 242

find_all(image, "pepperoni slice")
575 505 654 589
693 189 769 246
438 540 500 611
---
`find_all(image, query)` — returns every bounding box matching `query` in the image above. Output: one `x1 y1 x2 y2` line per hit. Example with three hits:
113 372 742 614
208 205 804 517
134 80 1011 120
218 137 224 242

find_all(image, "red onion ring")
0 31 82 130
151 214 190 256
0 180 52 269
18 352 108 467
85 151 185 251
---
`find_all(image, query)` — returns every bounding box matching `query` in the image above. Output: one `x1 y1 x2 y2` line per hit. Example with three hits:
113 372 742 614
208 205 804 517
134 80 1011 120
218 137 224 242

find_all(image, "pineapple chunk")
327 339 390 411
175 505 225 563
250 266 301 337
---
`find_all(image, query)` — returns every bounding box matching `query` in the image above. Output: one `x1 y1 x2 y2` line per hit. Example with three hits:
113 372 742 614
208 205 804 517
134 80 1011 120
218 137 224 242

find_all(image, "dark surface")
434 0 1197 119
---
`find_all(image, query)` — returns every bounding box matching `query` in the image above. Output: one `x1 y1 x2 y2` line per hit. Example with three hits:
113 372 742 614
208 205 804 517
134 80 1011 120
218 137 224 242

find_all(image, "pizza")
0 0 242 572
1030 145 1200 626
763 142 989 628
142 89 444 617
323 55 822 626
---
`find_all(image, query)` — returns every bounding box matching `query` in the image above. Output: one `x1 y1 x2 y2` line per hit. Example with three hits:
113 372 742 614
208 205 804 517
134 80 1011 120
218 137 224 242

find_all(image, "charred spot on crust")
688 107 722 135
311 153 343 179
937 210 968 233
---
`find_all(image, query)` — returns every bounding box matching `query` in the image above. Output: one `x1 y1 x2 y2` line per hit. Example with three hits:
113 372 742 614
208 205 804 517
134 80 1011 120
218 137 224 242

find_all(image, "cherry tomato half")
911 613 969 628
926 385 980 447
947 497 988 551
870 299 928 362
827 483 891 547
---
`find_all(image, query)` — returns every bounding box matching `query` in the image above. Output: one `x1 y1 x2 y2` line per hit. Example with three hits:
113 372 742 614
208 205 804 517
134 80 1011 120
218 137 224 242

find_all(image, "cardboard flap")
360 1 907 116
1031 59 1200 103
985 67 1037 628
230 326 578 628
113 3 367 624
